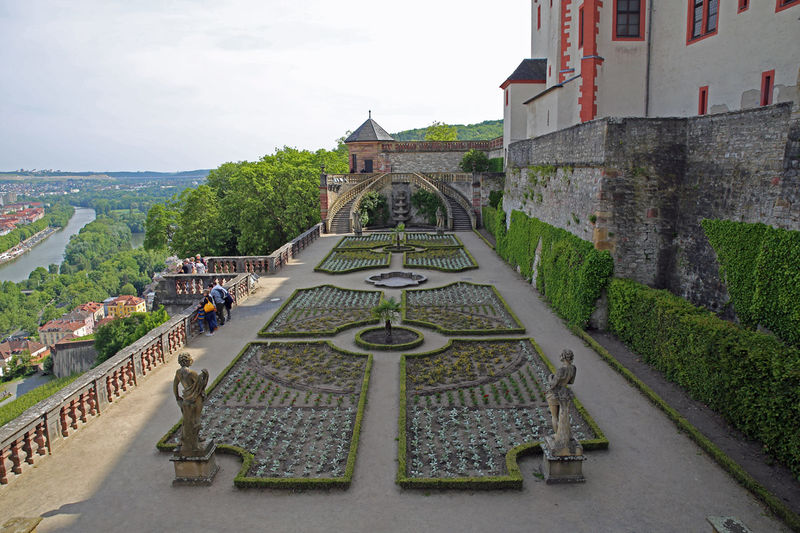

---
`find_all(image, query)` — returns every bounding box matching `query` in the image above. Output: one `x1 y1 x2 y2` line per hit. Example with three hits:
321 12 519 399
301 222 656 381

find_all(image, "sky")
0 1 530 172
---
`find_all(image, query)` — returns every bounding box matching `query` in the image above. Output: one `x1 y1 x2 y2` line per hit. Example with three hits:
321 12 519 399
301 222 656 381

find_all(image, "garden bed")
355 326 424 351
259 285 381 337
158 341 372 488
404 233 463 248
334 234 392 249
398 338 607 488
315 248 390 273
402 282 524 334
403 247 478 272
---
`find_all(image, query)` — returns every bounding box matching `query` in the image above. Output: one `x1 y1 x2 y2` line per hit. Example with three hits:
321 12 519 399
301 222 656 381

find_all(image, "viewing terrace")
0 227 790 532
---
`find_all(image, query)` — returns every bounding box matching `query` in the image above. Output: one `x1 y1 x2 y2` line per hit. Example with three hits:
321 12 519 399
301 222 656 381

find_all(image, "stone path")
0 232 788 532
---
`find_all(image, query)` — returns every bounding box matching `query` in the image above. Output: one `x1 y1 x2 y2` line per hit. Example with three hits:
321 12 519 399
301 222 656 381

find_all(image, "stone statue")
435 206 444 229
545 349 577 452
352 211 362 235
173 353 209 456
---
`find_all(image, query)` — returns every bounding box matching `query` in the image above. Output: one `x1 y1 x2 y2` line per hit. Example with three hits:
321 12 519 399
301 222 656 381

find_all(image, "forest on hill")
392 119 502 141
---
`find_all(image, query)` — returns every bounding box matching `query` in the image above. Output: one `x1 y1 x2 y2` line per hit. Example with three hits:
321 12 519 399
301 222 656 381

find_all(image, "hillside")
392 119 502 141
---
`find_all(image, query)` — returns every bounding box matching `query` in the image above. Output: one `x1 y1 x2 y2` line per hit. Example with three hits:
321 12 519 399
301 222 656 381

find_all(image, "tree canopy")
424 121 458 141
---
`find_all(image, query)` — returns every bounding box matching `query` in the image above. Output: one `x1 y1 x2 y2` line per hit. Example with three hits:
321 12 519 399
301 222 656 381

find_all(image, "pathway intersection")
0 231 787 532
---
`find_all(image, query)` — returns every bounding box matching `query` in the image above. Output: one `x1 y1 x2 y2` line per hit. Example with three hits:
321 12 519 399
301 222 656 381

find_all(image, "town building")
38 320 91 348
0 339 50 376
502 0 799 151
105 295 147 318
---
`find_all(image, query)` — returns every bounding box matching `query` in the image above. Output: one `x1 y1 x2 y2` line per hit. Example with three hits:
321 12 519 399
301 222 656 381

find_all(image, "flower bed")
355 326 424 351
398 338 607 488
259 285 381 337
158 341 372 488
403 282 524 334
403 247 477 272
404 233 463 248
315 248 390 273
335 234 392 249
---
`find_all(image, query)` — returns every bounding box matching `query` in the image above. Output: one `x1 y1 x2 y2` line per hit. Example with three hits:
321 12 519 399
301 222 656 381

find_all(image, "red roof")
39 320 87 332
0 339 49 361
112 295 144 305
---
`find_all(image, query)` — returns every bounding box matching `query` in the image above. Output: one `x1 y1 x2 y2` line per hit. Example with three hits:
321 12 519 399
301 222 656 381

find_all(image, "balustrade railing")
427 175 477 229
0 272 254 486
410 173 454 229
326 174 386 232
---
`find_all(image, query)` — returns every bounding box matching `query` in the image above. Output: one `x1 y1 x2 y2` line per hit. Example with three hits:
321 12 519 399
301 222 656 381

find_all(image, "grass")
0 374 82 427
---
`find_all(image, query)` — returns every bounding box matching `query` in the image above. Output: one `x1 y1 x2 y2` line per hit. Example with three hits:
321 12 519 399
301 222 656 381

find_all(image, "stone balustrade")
0 273 254 486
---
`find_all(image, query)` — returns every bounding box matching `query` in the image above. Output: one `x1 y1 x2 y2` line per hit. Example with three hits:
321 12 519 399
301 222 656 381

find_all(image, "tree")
119 283 137 296
170 185 225 258
359 191 389 227
460 149 490 173
411 190 444 226
143 203 175 250
424 121 458 141
372 297 401 341
4 351 34 380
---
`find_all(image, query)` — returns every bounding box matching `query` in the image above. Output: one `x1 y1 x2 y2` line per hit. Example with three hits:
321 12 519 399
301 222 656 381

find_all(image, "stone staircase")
445 196 473 231
329 198 355 233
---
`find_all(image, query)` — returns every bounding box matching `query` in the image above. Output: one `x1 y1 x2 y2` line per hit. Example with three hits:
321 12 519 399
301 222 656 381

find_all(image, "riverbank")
0 226 59 266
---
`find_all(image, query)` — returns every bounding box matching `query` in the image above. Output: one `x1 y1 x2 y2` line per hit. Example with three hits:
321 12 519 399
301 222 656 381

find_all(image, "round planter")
355 326 424 351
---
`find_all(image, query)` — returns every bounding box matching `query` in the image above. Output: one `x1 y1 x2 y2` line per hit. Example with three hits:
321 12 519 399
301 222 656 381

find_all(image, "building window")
614 0 645 40
698 86 709 115
688 0 719 43
505 89 509 106
738 0 748 12
538 5 542 30
761 70 775 106
578 5 585 47
776 0 800 12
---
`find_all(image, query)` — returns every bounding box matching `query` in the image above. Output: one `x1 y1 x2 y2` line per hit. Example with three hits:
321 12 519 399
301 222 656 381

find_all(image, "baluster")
78 393 87 423
141 353 148 376
157 339 164 364
128 360 137 387
68 399 78 429
118 367 127 393
111 370 120 397
0 448 8 484
87 388 97 416
106 375 114 403
60 406 70 436
9 441 21 474
22 433 34 465
34 423 47 455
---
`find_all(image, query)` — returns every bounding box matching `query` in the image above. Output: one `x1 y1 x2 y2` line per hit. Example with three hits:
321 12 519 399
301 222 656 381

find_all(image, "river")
0 207 96 283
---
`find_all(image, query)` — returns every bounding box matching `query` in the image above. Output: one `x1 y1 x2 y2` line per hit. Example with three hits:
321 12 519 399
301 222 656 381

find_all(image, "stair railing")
424 175 476 230
326 173 386 232
409 173 453 229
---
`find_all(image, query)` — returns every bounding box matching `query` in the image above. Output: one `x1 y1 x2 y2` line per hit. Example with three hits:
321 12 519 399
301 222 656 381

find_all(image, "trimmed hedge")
607 277 800 480
0 374 81 427
355 326 424 351
572 326 800 531
702 220 800 347
484 209 613 328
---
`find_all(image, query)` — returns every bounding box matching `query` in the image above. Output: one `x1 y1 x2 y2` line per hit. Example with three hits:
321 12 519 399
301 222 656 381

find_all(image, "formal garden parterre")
158 341 372 488
315 248 390 273
402 282 524 334
398 339 607 488
259 285 381 337
404 233 463 248
403 247 477 272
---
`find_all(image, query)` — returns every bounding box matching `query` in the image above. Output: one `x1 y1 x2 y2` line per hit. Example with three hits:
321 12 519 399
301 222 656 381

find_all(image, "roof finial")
369 110 371 119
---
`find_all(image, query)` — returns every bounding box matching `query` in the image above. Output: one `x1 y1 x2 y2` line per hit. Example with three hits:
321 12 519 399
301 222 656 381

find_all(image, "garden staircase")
445 196 473 231
329 197 356 234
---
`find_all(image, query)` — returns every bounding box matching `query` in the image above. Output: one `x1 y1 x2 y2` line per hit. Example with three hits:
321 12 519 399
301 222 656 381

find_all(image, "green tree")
359 191 389 227
460 149 490 173
170 185 225 258
424 121 458 141
411 189 444 226
119 283 137 296
4 351 34 380
372 297 401 341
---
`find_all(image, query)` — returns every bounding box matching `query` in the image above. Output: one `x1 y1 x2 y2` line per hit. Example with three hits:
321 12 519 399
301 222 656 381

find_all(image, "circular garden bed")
355 326 424 351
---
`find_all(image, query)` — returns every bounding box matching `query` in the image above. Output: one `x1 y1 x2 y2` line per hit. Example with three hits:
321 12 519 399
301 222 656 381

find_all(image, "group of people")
178 254 207 274
192 281 234 336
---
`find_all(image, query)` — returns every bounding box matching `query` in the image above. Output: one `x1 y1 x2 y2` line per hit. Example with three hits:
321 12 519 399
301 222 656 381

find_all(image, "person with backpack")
209 282 231 325
201 289 217 336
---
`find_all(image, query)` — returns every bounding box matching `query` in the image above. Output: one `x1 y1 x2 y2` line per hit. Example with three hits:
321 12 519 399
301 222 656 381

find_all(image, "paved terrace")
0 232 787 532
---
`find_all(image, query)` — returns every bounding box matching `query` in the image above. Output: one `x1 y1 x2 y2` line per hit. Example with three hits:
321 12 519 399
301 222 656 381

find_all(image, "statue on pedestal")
173 353 209 456
352 211 362 236
545 349 578 453
435 206 445 233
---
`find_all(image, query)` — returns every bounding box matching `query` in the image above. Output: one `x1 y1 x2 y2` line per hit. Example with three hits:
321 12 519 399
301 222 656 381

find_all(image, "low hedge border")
313 247 391 274
333 234 393 250
158 341 373 489
401 282 525 336
404 233 465 249
258 284 382 337
402 246 479 273
396 338 608 489
571 326 800 532
354 326 424 351
472 228 495 250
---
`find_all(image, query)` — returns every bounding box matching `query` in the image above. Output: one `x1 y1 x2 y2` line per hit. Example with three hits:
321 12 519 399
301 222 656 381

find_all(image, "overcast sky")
0 1 530 172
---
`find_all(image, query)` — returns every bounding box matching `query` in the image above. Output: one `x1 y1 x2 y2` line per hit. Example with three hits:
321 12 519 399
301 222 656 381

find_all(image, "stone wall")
53 340 97 378
386 151 466 173
504 103 799 317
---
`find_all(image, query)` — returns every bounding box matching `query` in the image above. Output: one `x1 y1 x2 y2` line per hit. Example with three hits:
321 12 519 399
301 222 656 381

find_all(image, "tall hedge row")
607 277 800 478
482 208 613 328
702 220 800 347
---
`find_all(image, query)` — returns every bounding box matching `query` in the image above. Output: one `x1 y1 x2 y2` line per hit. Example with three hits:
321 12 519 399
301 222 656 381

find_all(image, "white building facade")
506 0 800 141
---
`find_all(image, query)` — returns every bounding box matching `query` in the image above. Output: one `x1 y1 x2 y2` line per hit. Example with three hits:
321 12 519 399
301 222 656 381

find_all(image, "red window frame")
578 5 585 47
538 5 542 30
738 0 748 12
698 86 709 115
613 0 646 41
686 0 719 44
776 0 800 12
760 70 775 106
505 89 509 107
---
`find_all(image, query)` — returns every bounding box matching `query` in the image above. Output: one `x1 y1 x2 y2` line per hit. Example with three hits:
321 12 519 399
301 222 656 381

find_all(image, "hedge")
0 374 81 427
702 220 800 347
607 277 800 480
354 326 424 351
483 209 613 328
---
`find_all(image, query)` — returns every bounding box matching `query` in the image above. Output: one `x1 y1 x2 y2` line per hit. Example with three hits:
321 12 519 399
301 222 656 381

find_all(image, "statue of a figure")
435 206 445 229
352 211 362 235
173 353 209 456
545 349 576 450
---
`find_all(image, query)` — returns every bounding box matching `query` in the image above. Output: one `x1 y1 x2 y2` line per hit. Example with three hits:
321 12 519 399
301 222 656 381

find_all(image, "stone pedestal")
540 437 586 484
171 441 219 486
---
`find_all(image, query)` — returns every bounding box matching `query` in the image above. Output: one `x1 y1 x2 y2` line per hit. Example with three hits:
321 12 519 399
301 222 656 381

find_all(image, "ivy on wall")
482 208 613 328
607 277 800 479
702 220 800 347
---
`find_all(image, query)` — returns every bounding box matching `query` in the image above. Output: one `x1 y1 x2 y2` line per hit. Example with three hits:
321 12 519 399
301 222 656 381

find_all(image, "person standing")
209 282 229 326
202 289 217 335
